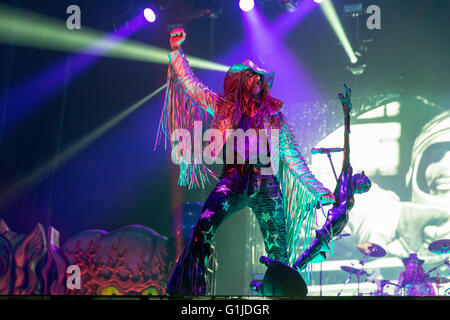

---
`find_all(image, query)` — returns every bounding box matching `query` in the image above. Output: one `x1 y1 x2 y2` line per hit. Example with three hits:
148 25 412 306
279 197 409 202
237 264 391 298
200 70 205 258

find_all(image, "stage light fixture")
239 0 255 12
313 0 324 3
143 8 156 22
343 3 363 16
346 48 367 75
0 4 229 72
278 0 300 12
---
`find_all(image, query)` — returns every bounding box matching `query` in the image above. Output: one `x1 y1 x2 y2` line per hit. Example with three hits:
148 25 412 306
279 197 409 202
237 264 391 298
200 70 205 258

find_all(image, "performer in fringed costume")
155 28 335 296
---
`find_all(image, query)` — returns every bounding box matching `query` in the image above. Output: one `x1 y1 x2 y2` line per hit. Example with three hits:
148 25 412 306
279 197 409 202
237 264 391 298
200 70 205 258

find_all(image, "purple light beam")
0 14 147 136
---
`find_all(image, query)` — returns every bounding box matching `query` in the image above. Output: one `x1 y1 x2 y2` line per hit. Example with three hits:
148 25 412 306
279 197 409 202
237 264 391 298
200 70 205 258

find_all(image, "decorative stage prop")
0 219 169 295
0 217 448 296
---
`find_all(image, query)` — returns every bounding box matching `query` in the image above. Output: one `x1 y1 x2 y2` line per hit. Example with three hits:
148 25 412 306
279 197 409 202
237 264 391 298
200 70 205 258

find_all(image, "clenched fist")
170 28 186 51
338 84 352 116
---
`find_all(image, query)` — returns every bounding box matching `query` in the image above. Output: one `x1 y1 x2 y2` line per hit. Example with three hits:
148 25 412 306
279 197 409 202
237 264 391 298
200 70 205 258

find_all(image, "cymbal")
428 239 450 254
425 276 450 284
357 242 386 257
341 266 368 276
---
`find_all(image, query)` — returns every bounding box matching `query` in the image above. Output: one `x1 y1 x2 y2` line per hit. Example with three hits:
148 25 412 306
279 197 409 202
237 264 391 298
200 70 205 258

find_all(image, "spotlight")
278 0 299 12
143 8 156 23
239 0 255 12
346 47 367 75
313 0 325 3
343 3 363 16
346 61 366 75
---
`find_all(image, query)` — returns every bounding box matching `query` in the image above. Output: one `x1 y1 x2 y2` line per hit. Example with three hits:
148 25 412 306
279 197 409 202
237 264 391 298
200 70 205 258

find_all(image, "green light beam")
0 84 166 209
320 0 358 64
0 4 229 72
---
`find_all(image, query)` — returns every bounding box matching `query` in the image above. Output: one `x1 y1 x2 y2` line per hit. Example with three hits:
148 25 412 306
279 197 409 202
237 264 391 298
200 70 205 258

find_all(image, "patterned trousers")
167 163 289 296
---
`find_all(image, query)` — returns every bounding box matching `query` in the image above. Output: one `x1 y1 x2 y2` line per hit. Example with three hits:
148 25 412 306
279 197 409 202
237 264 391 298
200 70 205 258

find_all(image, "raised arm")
338 84 352 173
168 28 217 117
154 29 219 188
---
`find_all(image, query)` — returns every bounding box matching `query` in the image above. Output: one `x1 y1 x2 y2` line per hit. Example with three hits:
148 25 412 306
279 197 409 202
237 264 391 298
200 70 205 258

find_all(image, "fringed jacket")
156 48 334 265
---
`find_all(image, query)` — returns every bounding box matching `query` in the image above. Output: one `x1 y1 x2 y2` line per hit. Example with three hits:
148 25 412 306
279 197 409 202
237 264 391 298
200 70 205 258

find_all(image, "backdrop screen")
247 96 449 296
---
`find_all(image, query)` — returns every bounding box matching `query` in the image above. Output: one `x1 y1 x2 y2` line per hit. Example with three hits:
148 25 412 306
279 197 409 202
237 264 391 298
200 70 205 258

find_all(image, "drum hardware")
357 242 386 272
427 239 450 296
338 266 368 296
366 278 402 296
317 233 351 296
340 266 369 277
424 257 449 278
425 275 449 284
396 247 449 296
336 240 450 297
424 274 449 296
428 239 450 255
337 242 386 296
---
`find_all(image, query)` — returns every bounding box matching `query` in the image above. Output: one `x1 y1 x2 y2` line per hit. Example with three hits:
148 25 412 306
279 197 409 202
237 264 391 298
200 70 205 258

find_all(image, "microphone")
311 147 344 155
334 233 351 241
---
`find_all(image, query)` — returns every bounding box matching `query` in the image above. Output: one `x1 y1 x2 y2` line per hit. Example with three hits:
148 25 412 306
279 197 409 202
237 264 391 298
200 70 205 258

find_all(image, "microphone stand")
313 111 349 296
326 151 339 182
436 272 440 296
320 261 323 296
314 150 338 297
320 151 339 297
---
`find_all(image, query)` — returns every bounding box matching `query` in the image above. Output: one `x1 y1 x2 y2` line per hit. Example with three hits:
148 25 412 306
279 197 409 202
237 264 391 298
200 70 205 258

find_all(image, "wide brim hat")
224 60 275 92
224 60 284 115
402 253 425 265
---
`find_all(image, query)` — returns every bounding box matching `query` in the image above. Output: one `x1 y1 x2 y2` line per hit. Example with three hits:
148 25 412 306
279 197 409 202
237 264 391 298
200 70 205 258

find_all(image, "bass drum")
369 282 403 296
403 283 434 296
384 283 403 296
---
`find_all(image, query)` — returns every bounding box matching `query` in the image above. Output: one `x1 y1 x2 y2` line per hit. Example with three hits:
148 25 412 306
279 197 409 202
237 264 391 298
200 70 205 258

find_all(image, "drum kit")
338 239 450 296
